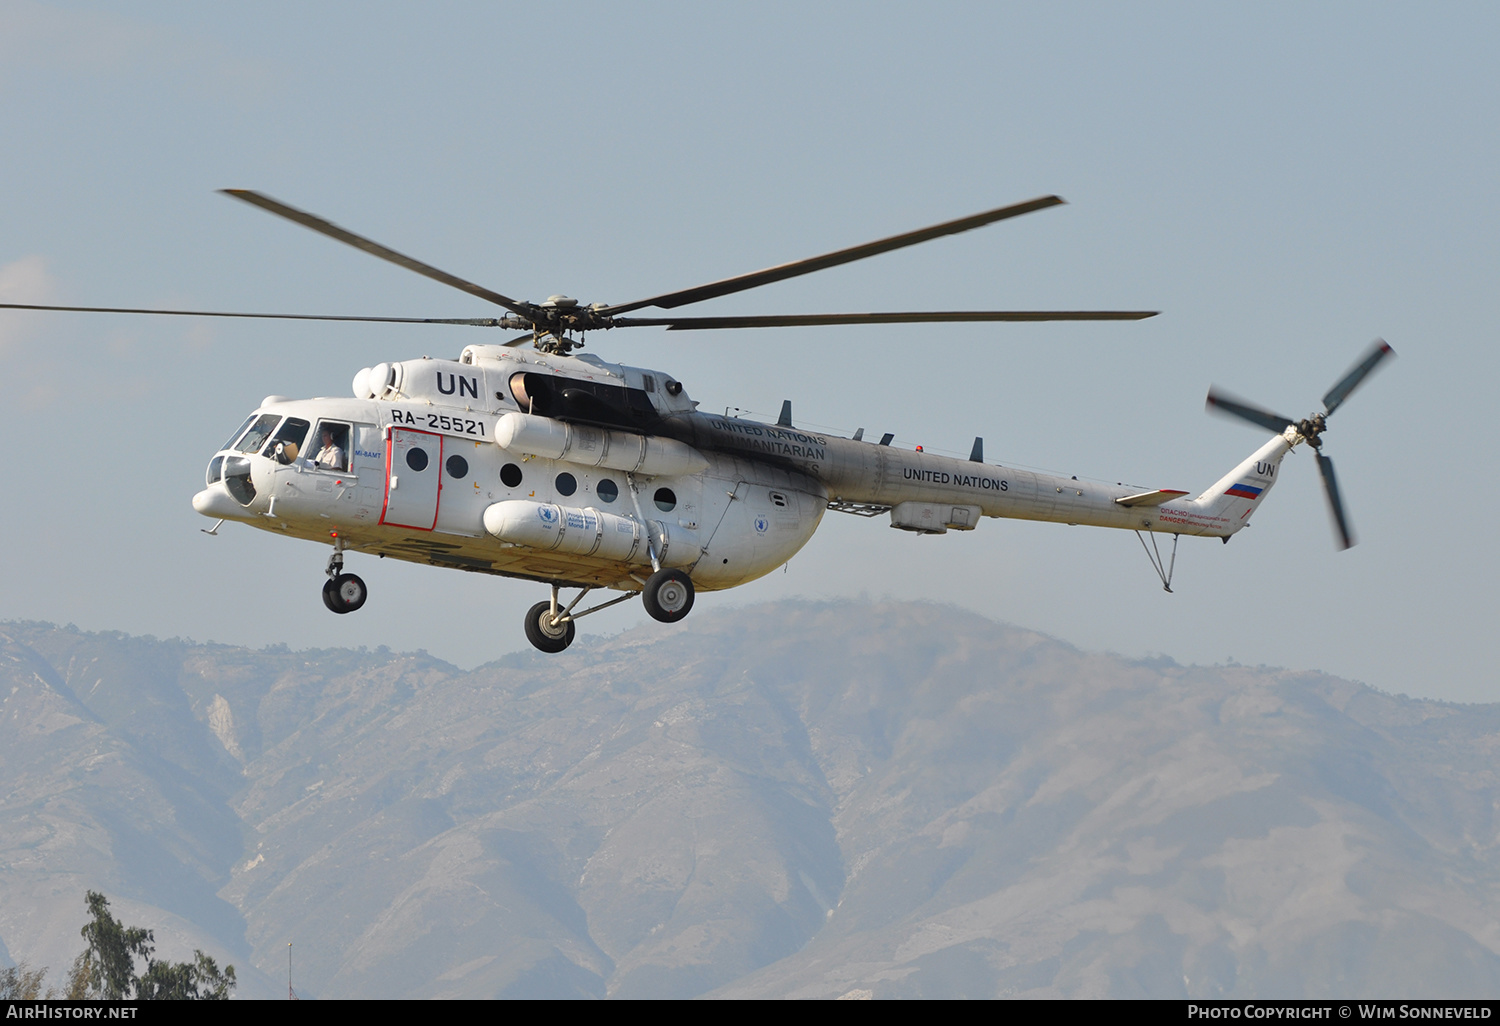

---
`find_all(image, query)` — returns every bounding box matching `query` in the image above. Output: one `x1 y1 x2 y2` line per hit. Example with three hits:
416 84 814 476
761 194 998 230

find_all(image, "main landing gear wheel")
524 601 576 653
322 573 367 614
642 568 694 623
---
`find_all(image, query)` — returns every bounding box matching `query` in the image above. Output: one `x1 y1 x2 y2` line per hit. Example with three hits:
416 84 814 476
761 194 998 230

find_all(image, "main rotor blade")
1322 338 1395 416
1204 388 1296 434
602 195 1066 315
221 190 533 318
612 309 1158 330
0 302 518 327
1317 452 1357 550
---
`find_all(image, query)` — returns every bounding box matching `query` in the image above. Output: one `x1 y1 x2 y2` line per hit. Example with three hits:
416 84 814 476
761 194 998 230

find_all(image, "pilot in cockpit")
314 427 345 470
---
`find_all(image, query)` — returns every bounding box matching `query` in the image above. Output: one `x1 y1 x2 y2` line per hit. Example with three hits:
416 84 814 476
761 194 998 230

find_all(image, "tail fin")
1187 432 1294 537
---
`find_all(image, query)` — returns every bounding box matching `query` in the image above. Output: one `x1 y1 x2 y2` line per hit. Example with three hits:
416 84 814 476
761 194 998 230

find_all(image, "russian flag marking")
1225 483 1263 499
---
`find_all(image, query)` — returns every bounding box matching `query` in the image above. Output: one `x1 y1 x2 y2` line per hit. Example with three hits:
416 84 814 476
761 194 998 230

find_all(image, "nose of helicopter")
193 484 244 519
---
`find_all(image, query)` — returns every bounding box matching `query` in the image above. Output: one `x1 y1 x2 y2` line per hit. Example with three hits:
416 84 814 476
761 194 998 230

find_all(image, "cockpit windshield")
220 414 257 452
233 414 282 454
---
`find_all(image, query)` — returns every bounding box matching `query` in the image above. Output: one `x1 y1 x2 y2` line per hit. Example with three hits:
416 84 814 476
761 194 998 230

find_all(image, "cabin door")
381 427 443 530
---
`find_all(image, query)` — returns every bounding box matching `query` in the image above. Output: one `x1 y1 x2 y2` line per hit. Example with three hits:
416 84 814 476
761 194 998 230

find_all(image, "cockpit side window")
269 418 311 464
310 421 352 471
234 414 282 454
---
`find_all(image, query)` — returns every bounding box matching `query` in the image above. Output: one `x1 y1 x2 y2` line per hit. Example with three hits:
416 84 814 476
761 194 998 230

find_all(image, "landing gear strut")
524 601 576 653
521 583 640 653
321 537 367 614
623 474 695 625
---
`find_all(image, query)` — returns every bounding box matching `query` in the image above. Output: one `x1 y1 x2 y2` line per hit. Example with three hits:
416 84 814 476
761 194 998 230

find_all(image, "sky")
0 1 1495 702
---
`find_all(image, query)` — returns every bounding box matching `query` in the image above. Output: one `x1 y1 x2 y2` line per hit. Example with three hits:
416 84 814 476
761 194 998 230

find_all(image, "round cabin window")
446 454 469 479
556 472 577 497
405 448 429 472
596 479 619 503
654 487 676 512
500 463 523 487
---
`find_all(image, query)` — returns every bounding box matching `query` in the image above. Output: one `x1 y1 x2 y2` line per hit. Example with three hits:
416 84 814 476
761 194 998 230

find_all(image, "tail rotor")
1205 340 1395 550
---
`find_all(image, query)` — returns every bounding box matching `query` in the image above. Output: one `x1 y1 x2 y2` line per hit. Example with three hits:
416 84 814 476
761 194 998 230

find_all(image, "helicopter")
1 191 1393 652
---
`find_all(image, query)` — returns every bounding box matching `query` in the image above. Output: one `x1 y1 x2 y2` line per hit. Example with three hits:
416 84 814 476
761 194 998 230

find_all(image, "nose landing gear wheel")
524 601 576 653
642 568 694 623
322 573 367 614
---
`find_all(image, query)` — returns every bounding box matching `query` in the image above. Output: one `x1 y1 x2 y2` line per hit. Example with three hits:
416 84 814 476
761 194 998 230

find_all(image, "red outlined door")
380 428 443 530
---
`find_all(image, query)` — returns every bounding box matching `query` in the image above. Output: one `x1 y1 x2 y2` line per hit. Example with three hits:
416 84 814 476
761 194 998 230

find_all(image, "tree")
0 955 92 1000
76 891 236 1000
61 954 93 1000
79 891 153 1000
0 962 49 1000
136 950 236 1000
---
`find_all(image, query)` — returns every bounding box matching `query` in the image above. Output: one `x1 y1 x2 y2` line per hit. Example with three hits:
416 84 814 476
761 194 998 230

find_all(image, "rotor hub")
1296 413 1328 448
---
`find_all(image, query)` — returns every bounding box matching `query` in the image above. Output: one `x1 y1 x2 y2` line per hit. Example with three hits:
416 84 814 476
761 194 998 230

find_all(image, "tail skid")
1131 432 1293 591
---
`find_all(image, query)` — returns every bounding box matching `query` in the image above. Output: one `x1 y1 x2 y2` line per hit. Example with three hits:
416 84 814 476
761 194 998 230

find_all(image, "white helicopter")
2 192 1393 652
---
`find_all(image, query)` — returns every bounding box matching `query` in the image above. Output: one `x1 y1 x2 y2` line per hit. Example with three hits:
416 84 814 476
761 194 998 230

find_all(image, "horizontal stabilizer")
1115 489 1189 508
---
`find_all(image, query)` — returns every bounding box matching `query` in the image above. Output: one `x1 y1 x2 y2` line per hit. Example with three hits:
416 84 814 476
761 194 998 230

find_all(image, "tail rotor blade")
1322 339 1395 416
1316 453 1357 550
1205 388 1295 435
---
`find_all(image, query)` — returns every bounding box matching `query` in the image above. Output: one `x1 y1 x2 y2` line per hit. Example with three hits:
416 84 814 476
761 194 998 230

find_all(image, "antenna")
288 942 298 1001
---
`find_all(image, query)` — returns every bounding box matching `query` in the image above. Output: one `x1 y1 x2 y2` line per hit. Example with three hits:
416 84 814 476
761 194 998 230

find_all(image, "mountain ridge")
2 602 1496 998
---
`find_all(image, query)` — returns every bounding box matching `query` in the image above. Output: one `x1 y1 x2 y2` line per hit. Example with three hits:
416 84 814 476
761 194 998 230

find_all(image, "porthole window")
446 454 469 479
500 463 523 487
406 448 429 472
556 472 577 497
596 478 619 503
653 487 677 512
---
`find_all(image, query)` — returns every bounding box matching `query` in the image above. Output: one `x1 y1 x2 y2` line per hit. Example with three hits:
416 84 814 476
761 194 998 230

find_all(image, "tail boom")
808 430 1295 541
674 413 1294 541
